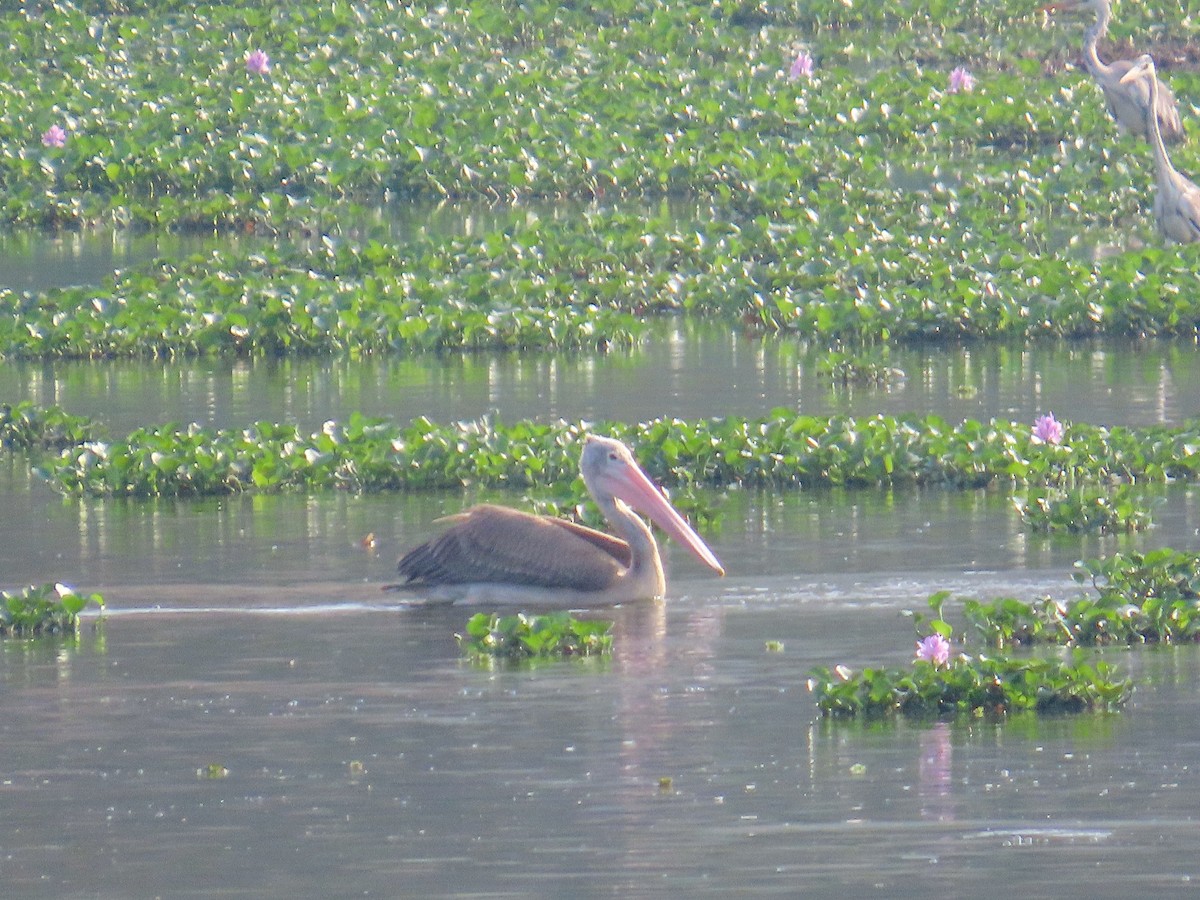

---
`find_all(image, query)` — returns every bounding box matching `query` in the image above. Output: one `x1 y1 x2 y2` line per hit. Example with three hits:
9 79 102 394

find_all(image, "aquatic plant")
0 0 1192 361
817 349 905 386
946 66 976 94
1032 413 1064 446
788 51 814 81
27 407 1200 499
809 652 1130 717
40 125 66 149
946 548 1200 647
1014 485 1151 534
813 588 1133 717
0 232 650 357
457 611 613 661
0 401 96 451
915 634 950 666
0 583 104 637
244 49 270 76
7 195 1200 358
0 0 1115 228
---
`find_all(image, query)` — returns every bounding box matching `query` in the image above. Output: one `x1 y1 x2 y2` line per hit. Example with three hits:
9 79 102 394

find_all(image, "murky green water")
5 229 1200 895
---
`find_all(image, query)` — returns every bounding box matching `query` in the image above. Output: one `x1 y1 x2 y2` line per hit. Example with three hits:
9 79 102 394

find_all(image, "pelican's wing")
545 517 634 569
397 504 626 591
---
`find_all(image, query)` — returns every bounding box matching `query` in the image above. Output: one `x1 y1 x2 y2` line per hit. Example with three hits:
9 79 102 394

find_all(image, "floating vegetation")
1014 485 1152 534
5 217 1200 358
0 0 1130 229
0 236 646 357
0 2 1195 355
0 402 96 451
0 583 105 637
25 406 1200 500
812 583 1134 718
457 612 614 661
808 653 1130 718
961 549 1200 648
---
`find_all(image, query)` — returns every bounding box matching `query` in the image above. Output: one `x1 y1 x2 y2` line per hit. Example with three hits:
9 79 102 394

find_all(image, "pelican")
1042 0 1184 143
393 434 725 604
1120 55 1200 244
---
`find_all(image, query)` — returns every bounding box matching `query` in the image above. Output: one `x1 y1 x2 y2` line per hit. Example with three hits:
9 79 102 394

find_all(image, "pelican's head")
580 434 725 576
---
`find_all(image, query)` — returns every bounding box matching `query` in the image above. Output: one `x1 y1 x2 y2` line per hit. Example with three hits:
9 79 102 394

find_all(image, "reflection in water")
918 722 955 822
0 627 107 691
6 330 1200 436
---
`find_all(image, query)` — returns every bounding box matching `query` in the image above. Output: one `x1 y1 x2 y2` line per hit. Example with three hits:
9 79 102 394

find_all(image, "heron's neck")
600 496 666 597
1145 71 1177 182
1082 1 1111 76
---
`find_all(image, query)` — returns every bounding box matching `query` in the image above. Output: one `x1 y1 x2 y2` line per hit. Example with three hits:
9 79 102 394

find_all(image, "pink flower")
245 49 270 75
947 66 976 94
789 51 814 81
41 124 67 148
916 634 951 667
1032 413 1064 445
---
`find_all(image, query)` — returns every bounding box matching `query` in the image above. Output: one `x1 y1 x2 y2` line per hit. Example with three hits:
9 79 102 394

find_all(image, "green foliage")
0 235 646 357
26 406 1200 499
0 583 105 637
814 588 1132 718
0 401 96 450
1015 484 1152 534
7 216 1200 357
0 3 1197 355
457 611 614 661
809 652 1130 717
956 548 1200 647
0 0 1118 227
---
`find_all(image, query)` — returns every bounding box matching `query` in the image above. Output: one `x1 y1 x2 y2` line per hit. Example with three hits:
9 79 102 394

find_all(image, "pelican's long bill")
590 445 725 577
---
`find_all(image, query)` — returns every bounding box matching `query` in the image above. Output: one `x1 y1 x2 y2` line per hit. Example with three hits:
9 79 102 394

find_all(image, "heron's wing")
1178 184 1200 241
1156 177 1200 244
397 504 625 591
1101 62 1184 142
1155 77 1185 141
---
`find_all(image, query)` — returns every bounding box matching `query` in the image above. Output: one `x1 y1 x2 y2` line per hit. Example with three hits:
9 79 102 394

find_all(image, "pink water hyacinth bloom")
1032 412 1064 445
916 634 951 667
41 124 67 148
245 49 270 75
947 66 976 94
789 51 814 81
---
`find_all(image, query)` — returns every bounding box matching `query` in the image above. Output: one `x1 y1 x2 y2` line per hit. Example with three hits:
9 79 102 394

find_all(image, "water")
3 327 1200 435
3 600 1199 896
4 443 1200 894
5 229 1200 895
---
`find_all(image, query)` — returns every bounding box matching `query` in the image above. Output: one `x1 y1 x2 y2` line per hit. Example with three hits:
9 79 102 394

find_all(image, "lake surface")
4 231 1200 895
3 325 1200 436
